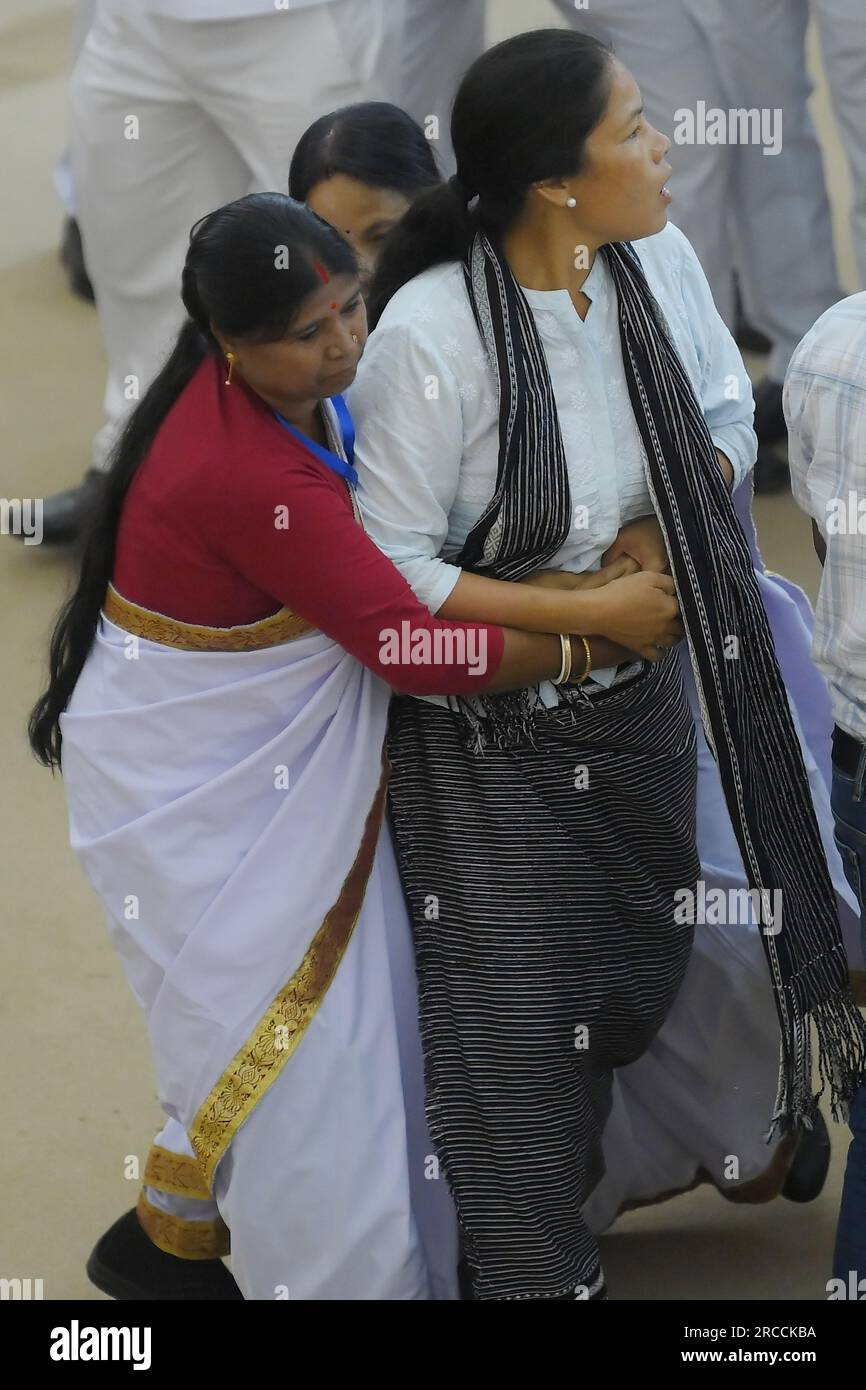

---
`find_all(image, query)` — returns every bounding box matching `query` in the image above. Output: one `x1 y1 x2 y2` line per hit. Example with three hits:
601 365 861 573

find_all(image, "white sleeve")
674 226 757 491
350 318 466 614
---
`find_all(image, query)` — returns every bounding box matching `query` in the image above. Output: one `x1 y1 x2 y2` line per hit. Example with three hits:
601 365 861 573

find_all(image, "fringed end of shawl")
814 984 866 1125
768 985 866 1137
446 689 546 755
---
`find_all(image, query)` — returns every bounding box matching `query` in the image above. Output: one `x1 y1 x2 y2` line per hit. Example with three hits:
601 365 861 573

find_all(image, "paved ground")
0 0 859 1300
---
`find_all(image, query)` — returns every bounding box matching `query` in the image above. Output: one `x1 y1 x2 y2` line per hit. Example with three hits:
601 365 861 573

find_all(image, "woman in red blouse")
29 193 680 1301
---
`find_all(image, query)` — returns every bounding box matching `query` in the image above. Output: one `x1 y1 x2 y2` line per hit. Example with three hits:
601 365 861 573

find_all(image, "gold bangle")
552 632 572 685
567 635 592 685
578 635 592 684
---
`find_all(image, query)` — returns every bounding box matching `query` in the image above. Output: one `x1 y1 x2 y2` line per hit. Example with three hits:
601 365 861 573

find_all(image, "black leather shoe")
59 217 95 303
782 1110 831 1203
39 469 106 545
753 445 790 495
87 1209 243 1300
752 377 787 446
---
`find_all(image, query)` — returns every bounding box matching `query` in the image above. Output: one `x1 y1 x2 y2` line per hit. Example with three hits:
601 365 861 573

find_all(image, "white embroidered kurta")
350 220 756 703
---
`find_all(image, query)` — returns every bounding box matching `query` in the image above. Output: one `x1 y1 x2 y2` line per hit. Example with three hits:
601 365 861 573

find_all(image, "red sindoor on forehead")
313 259 330 284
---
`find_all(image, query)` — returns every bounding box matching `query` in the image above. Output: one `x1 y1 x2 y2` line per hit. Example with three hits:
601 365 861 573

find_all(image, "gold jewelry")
351 333 359 343
552 632 572 686
224 351 236 386
576 635 592 684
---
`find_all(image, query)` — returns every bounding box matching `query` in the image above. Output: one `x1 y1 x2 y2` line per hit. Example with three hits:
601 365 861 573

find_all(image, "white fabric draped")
60 614 459 1299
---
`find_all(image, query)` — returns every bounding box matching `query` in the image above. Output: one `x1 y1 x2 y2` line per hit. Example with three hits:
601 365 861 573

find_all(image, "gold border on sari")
188 758 390 1189
135 1191 231 1261
144 1143 213 1201
104 582 314 652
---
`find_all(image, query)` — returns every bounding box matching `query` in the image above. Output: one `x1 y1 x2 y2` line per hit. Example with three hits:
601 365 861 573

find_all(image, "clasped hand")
520 515 682 663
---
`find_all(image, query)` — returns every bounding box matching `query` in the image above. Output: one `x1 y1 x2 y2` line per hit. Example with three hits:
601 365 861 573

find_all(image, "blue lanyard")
274 394 358 488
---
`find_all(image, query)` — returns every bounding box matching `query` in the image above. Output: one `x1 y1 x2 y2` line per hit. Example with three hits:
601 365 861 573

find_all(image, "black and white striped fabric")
453 230 866 1136
387 652 699 1301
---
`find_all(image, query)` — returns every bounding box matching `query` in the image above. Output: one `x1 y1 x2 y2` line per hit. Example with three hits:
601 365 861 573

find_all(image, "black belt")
832 724 866 778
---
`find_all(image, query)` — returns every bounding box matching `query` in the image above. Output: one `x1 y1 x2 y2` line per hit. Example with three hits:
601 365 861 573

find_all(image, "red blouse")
112 357 504 696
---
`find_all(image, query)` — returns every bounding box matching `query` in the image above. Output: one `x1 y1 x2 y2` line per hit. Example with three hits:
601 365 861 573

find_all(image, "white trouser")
399 0 486 175
143 1116 224 1225
556 0 855 380
55 0 97 215
70 1 403 470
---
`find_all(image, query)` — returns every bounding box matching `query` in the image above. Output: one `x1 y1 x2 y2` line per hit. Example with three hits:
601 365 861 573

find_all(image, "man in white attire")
400 0 486 173
42 0 487 543
553 0 865 492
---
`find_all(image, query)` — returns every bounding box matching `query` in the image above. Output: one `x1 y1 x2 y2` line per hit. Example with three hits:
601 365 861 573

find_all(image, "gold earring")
224 351 236 386
351 333 359 344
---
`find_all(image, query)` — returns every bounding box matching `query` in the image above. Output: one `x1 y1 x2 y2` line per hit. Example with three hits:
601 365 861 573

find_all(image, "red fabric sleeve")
216 440 504 696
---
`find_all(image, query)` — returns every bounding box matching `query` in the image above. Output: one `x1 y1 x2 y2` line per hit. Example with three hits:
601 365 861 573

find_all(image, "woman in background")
289 100 441 294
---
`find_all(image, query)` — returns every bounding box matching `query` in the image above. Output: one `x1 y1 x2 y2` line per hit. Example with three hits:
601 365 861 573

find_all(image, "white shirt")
785 292 866 745
350 220 756 705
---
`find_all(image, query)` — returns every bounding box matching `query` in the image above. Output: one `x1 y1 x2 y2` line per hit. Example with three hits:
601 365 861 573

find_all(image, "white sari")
61 592 458 1299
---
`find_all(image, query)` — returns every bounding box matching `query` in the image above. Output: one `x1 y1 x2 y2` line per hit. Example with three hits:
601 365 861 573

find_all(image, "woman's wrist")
556 588 603 634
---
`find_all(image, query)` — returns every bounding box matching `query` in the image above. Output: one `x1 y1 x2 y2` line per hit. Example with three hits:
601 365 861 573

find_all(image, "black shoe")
59 217 95 304
782 1110 831 1203
752 377 787 446
87 1209 243 1300
39 469 106 545
753 445 790 495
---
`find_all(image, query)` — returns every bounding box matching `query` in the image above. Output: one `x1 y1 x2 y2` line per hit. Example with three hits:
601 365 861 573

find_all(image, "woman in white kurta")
351 200 860 1216
349 31 865 1299
296 100 859 1247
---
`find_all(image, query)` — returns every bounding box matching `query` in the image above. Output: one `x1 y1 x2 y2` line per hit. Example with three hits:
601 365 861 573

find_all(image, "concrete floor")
0 1 860 1301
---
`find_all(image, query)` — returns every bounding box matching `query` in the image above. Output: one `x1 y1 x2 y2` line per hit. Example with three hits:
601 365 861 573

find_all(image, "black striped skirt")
386 651 700 1301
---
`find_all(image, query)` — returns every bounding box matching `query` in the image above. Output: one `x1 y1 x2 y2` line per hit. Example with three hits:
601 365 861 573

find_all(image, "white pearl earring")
566 197 577 208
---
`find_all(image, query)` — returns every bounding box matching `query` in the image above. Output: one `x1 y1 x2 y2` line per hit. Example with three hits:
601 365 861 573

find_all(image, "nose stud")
566 197 577 209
